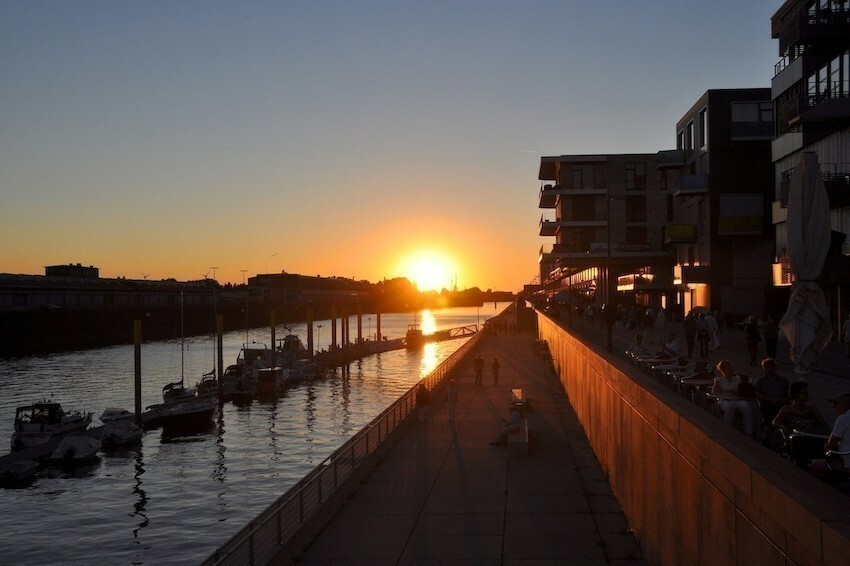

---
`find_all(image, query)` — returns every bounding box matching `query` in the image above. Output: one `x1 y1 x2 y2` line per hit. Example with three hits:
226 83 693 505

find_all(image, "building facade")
657 89 777 320
537 154 673 310
771 0 850 326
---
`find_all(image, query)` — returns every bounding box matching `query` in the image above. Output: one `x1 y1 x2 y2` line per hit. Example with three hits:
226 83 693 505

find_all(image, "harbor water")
0 304 506 565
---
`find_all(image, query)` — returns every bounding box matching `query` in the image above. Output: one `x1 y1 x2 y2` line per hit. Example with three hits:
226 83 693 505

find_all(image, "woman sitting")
712 360 754 436
773 381 829 467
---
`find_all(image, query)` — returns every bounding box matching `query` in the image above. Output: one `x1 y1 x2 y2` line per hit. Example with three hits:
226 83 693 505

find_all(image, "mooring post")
270 309 276 367
134 320 142 427
306 307 314 356
217 314 224 400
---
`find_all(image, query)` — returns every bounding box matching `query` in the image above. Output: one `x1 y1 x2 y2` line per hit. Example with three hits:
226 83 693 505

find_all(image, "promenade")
280 327 646 564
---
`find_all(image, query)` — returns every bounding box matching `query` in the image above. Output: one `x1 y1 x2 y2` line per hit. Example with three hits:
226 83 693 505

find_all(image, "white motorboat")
99 407 135 423
51 436 101 466
11 401 93 451
100 420 143 448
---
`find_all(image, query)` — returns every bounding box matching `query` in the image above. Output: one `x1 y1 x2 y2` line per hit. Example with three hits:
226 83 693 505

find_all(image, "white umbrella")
779 152 833 374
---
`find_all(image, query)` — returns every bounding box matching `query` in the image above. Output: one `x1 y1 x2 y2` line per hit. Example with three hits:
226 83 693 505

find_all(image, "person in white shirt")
811 393 850 480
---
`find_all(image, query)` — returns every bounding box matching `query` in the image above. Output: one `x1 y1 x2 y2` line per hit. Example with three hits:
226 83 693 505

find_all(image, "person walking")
473 355 485 385
491 357 501 385
763 315 779 359
743 315 761 366
696 313 710 359
416 384 429 422
445 379 458 422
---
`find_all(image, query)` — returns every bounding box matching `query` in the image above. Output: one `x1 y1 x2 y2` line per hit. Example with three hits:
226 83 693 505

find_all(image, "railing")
201 325 486 566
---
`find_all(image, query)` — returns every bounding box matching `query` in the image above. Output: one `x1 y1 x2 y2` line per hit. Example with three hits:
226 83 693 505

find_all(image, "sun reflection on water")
419 310 438 375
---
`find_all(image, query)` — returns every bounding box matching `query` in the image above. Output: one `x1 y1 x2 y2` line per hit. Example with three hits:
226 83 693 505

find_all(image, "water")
0 304 505 565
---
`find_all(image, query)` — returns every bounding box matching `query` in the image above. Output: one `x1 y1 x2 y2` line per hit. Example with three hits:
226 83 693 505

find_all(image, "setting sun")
399 250 456 292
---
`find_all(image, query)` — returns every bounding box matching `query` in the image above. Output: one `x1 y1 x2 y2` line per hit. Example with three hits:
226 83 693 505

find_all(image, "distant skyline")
1 1 781 291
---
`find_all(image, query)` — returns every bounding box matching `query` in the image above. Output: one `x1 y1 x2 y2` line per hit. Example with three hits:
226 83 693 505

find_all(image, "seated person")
772 381 829 468
660 333 681 359
754 358 789 440
712 360 754 436
810 393 850 481
625 334 648 357
490 405 522 445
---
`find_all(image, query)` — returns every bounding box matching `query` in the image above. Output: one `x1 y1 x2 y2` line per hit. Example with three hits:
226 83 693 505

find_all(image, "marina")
0 304 503 565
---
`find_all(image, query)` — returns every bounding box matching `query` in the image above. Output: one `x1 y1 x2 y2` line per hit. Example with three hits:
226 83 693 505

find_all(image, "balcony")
664 224 698 244
673 174 709 197
655 149 686 169
539 184 560 208
539 215 558 237
774 6 850 55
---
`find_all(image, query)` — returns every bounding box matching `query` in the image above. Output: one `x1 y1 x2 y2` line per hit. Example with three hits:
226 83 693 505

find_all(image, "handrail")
201 323 488 566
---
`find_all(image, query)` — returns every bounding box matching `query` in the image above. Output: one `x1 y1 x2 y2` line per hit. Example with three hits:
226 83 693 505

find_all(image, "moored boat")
100 420 144 448
11 401 93 451
50 435 101 466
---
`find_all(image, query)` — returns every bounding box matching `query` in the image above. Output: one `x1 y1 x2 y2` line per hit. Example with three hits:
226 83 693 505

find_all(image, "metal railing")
201 326 486 566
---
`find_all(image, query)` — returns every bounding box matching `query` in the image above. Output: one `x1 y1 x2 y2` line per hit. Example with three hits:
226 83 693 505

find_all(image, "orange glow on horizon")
397 250 456 292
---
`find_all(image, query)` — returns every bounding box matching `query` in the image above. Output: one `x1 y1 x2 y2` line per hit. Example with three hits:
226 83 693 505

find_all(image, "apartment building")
655 89 777 319
771 0 850 324
537 154 672 309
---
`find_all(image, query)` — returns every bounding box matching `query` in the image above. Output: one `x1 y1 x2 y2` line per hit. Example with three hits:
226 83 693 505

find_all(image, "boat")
11 401 93 451
1 459 39 487
405 323 425 348
50 435 101 466
256 367 293 397
99 407 135 423
100 420 144 448
147 396 217 430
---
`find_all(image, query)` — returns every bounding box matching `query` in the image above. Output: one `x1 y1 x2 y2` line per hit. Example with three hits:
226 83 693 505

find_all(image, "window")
625 163 646 191
677 131 684 150
625 195 646 222
731 101 774 139
625 227 647 246
699 108 707 148
718 194 763 235
686 121 694 150
566 164 598 190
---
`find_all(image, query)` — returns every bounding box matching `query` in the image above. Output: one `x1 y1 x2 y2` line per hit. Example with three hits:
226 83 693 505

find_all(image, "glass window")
625 227 647 245
686 121 694 150
625 163 646 191
844 53 850 98
677 131 684 150
625 195 646 222
699 108 707 147
830 56 841 98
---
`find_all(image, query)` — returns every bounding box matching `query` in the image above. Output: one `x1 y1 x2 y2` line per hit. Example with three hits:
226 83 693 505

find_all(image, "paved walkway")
285 329 645 564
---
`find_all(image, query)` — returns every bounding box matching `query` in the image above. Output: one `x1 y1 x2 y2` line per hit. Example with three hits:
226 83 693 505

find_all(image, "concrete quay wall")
538 312 850 565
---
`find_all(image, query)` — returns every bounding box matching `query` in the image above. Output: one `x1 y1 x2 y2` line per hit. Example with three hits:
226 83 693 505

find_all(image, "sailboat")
148 293 216 429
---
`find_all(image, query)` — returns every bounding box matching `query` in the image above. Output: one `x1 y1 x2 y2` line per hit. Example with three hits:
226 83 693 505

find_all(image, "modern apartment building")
655 89 776 319
771 0 850 324
537 154 672 309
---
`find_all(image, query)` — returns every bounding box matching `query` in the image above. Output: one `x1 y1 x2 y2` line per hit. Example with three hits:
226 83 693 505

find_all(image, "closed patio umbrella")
779 152 833 374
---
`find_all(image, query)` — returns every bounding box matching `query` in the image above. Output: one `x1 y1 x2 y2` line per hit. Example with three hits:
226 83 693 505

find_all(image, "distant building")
656 89 776 318
249 273 372 305
45 263 99 278
537 153 673 308
770 0 850 323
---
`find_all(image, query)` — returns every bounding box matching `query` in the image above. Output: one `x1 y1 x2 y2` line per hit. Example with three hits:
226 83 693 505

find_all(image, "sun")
400 251 455 292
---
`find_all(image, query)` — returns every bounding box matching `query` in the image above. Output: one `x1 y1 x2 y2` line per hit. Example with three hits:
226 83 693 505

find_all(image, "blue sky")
0 1 781 290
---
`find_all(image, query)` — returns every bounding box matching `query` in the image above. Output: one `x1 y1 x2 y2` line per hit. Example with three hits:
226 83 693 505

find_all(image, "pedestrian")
696 313 710 358
705 310 720 351
473 355 485 385
445 379 458 421
763 315 779 359
491 357 500 385
489 404 522 445
683 312 697 359
744 315 761 366
416 383 429 422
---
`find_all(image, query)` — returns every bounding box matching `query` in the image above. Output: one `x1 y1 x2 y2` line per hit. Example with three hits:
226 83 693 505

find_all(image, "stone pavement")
287 329 646 565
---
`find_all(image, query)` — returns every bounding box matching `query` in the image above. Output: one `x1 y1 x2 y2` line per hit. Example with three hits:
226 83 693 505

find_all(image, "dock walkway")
278 328 645 564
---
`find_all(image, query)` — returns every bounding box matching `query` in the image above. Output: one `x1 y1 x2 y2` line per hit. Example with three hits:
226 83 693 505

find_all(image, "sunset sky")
0 1 779 291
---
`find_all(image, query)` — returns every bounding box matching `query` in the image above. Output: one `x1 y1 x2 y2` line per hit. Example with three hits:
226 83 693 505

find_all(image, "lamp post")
316 324 324 352
367 316 372 341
